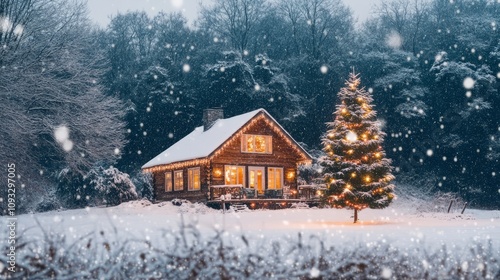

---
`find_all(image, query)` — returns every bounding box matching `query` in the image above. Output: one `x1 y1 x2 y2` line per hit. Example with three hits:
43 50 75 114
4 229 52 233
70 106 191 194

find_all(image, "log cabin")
142 108 312 202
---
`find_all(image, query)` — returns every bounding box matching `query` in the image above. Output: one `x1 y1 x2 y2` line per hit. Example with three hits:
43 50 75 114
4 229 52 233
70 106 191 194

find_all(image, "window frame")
224 165 246 187
188 167 201 191
241 134 273 154
267 167 283 190
164 171 172 192
174 170 184 191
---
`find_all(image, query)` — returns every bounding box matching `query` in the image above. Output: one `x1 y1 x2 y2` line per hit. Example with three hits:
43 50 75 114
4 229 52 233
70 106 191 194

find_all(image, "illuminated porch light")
213 168 223 178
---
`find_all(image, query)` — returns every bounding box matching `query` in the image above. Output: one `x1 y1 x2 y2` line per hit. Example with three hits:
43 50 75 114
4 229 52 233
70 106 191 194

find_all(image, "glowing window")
224 165 245 187
165 172 172 192
188 168 200 191
241 134 272 154
174 170 183 191
267 167 283 190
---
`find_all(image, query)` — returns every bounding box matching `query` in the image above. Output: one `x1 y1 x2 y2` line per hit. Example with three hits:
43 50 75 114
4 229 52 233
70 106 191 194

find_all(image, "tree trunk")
354 208 358 223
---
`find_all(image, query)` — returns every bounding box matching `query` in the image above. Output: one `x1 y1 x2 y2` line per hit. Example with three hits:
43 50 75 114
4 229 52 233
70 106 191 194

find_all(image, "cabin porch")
206 184 325 209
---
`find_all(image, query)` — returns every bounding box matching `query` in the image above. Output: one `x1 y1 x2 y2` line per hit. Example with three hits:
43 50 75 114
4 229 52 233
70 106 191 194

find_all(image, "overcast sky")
86 0 382 29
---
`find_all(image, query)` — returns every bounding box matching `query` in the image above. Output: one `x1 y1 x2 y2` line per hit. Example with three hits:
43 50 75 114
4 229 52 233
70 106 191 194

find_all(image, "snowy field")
14 200 500 249
3 199 500 278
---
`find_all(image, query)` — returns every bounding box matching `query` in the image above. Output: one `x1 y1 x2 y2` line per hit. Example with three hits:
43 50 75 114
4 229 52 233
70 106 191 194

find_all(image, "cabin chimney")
203 108 224 131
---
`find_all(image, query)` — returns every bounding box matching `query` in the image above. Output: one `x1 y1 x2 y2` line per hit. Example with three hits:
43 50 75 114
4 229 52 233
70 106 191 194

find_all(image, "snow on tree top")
142 108 267 169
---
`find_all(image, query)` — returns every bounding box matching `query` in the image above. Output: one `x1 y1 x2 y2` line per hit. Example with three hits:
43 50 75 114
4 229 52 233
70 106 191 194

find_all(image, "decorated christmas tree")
320 71 395 223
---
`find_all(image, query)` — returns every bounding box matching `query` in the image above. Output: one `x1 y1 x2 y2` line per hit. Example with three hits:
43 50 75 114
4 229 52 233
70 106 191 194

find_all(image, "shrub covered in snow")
35 188 62 213
86 166 138 206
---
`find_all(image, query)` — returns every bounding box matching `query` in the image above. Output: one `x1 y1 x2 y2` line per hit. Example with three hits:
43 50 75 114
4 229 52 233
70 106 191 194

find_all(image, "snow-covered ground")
13 199 500 251
3 199 499 278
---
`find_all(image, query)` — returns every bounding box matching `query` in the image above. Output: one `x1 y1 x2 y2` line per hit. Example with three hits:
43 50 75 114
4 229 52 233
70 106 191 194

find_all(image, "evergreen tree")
320 71 395 223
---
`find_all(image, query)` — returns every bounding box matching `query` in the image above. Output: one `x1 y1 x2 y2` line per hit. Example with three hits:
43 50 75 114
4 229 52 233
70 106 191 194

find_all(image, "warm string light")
143 158 210 173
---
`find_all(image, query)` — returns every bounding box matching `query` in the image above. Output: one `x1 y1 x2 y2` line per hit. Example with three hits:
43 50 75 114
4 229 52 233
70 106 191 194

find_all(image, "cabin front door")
248 166 265 195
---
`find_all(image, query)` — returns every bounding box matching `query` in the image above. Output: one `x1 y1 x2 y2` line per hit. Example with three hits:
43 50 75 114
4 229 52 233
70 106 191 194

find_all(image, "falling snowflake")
1 17 12 33
254 84 261 91
309 267 320 278
426 149 433 156
320 65 328 74
171 0 183 8
182 64 190 72
463 77 475 89
62 140 73 152
435 53 443 62
422 259 430 270
54 126 70 143
381 267 392 279
54 125 74 152
386 31 403 49
461 261 469 272
497 72 500 79
13 24 23 36
114 148 120 155
465 91 472 98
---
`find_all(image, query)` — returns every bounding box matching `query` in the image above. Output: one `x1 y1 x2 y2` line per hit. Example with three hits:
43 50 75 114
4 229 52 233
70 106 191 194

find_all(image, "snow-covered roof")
142 108 311 169
142 109 260 169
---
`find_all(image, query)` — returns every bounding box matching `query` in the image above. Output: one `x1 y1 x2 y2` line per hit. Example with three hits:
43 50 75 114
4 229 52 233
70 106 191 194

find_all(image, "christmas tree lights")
320 71 396 223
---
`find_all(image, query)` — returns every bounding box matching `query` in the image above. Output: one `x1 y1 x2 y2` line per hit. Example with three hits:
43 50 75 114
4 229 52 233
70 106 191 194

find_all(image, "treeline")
0 0 498 212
